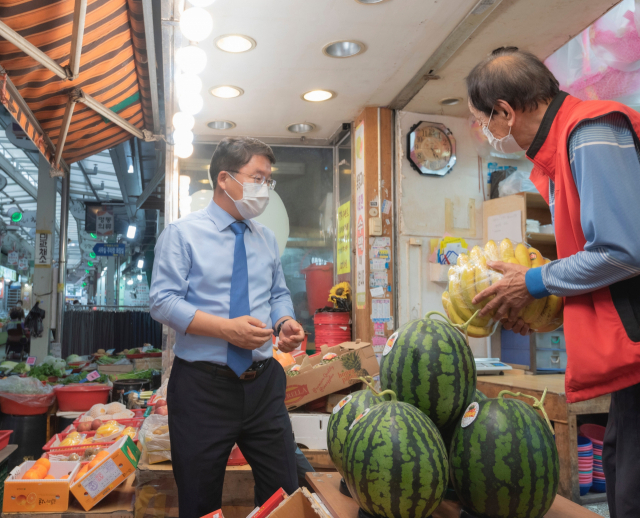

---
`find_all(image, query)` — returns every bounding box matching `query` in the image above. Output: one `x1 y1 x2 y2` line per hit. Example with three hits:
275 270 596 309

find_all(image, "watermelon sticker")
349 407 371 430
332 394 353 414
461 402 480 428
382 332 399 357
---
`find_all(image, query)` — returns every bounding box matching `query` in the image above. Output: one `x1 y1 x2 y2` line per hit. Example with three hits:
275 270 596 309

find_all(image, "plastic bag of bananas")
443 238 563 337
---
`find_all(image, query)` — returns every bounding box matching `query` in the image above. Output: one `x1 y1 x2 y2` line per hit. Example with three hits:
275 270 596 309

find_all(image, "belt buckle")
240 370 257 381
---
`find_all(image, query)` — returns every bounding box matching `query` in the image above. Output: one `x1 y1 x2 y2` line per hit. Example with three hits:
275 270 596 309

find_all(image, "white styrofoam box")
290 413 331 450
534 328 565 349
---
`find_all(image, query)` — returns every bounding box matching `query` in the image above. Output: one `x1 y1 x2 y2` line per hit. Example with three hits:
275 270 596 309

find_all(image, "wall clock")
407 121 456 176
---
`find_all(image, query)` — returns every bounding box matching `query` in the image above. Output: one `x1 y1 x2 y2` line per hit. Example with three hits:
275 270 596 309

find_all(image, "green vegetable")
110 369 155 381
146 348 162 353
66 354 82 364
13 363 30 374
59 372 108 385
96 355 126 365
28 363 65 381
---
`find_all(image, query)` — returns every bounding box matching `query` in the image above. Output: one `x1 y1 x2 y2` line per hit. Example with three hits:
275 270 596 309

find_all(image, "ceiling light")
87 261 93 267
85 269 90 274
127 225 137 239
127 164 134 174
173 112 195 131
179 7 213 42
137 274 142 281
178 93 204 115
188 0 215 6
439 97 462 106
90 233 97 239
287 123 315 133
199 179 210 184
89 251 96 259
176 73 203 96
215 34 256 53
210 86 244 99
10 211 22 223
173 129 194 146
176 45 207 74
137 259 145 269
302 90 334 102
127 278 133 285
175 142 194 159
207 120 236 130
323 41 366 58
82 282 87 287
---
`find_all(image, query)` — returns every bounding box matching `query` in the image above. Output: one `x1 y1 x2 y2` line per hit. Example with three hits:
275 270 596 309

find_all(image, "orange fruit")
35 458 51 471
61 474 69 480
44 475 55 480
31 464 47 478
74 465 88 482
88 450 111 470
22 471 39 480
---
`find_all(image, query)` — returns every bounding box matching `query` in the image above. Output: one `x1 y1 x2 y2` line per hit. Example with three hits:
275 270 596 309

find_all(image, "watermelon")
450 398 559 518
327 389 386 476
474 388 488 402
343 393 448 518
380 315 476 431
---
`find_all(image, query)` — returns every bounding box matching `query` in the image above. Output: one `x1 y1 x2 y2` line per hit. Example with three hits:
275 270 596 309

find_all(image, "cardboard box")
284 341 379 410
133 358 162 371
71 436 141 511
3 461 81 513
268 488 332 518
290 414 330 450
98 364 134 375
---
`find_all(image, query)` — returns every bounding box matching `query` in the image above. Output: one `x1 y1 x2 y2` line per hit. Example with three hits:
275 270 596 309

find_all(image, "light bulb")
137 274 142 281
175 142 194 159
173 129 194 146
127 279 133 285
178 93 203 115
180 7 213 42
172 112 195 131
188 0 215 6
176 45 207 74
175 73 202 96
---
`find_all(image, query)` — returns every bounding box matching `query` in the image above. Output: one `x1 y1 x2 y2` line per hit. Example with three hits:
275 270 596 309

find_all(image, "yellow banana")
470 246 484 262
442 291 494 338
475 256 491 296
534 321 563 333
484 240 499 262
522 298 547 324
500 238 515 261
515 243 532 267
531 295 563 330
529 247 545 268
506 258 520 265
448 268 474 321
457 254 469 267
460 262 477 308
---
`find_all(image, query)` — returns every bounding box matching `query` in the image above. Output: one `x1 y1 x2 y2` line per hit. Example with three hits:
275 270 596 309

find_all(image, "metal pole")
56 172 70 343
69 0 87 79
141 0 161 135
54 96 77 167
0 21 70 80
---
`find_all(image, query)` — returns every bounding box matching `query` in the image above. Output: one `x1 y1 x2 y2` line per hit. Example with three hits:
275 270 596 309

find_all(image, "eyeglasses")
227 170 276 190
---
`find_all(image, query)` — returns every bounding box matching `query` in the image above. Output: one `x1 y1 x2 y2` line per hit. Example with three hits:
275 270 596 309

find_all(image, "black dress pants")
603 382 640 518
167 357 298 518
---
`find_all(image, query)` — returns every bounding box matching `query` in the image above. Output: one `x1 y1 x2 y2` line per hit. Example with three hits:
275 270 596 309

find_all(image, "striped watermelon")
474 388 488 402
380 316 476 431
343 394 448 518
327 389 386 476
450 398 559 518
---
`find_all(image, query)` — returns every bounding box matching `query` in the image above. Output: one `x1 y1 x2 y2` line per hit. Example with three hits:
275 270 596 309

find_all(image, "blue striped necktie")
227 222 253 376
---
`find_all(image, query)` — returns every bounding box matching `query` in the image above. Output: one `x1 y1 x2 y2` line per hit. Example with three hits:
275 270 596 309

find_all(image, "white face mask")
225 174 270 219
482 108 525 154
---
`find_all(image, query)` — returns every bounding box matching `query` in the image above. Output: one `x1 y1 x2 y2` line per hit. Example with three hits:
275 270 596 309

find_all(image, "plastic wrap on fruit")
442 239 563 334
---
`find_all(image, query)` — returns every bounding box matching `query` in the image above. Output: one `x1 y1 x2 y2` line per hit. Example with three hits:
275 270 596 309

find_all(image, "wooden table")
306 472 601 518
477 370 610 505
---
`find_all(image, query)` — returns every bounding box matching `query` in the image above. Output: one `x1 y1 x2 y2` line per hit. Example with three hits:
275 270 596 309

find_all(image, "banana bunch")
443 238 563 337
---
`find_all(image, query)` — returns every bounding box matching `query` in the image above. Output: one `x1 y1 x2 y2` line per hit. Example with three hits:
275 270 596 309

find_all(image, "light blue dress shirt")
149 200 295 364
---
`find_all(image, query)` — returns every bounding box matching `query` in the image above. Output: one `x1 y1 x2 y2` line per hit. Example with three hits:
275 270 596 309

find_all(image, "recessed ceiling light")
199 179 210 184
207 120 236 130
323 41 366 58
355 0 389 4
215 35 256 53
439 97 462 106
287 123 316 134
302 90 334 102
210 85 244 99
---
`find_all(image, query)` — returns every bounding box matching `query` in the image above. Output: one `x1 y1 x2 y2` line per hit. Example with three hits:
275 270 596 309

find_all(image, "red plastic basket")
0 430 12 450
53 384 111 412
71 416 144 428
43 428 139 452
0 393 52 415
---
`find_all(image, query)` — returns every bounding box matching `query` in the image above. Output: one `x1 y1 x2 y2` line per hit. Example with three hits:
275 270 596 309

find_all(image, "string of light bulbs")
172 0 215 158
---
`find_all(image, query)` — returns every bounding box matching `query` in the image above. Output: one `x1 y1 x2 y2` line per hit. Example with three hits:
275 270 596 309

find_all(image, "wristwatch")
275 318 292 337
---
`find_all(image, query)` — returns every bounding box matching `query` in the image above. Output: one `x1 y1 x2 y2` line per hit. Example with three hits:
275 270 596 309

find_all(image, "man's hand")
473 261 535 336
278 319 305 353
222 316 273 350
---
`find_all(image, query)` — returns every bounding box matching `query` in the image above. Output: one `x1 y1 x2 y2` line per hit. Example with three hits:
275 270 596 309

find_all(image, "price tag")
85 370 100 382
81 458 121 498
26 356 36 366
65 369 73 376
106 349 115 355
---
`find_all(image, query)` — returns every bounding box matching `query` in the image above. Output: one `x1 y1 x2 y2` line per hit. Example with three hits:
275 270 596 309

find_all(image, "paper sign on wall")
35 230 52 268
487 210 523 244
337 201 351 275
371 299 391 321
355 121 366 309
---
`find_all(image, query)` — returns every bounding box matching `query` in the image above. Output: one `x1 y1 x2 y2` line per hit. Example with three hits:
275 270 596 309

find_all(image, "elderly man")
467 47 640 518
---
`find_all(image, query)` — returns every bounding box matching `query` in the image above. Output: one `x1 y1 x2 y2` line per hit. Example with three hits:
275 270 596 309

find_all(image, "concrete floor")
584 502 609 517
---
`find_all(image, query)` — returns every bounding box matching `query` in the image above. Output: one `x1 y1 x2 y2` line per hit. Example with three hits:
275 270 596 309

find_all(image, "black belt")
177 356 271 381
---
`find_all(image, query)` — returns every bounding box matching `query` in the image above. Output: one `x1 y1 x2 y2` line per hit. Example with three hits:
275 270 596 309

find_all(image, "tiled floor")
584 502 609 517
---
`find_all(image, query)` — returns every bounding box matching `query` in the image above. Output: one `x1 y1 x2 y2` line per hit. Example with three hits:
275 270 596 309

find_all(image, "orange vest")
526 92 640 403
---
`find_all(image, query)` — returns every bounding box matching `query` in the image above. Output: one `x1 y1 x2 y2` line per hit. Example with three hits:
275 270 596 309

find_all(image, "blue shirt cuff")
525 267 551 299
271 303 295 329
168 300 198 335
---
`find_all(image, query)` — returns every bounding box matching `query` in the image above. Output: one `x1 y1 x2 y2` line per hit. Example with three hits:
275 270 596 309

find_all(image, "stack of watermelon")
327 313 560 518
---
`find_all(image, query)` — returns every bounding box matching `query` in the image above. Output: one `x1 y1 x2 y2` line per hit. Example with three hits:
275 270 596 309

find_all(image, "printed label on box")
81 459 121 498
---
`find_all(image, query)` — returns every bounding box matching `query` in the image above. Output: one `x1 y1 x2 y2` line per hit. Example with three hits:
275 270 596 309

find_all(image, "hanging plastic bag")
0 377 57 407
139 415 170 464
498 170 537 197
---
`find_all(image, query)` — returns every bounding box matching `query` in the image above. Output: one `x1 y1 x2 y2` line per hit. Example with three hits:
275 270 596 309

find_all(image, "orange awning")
0 0 154 166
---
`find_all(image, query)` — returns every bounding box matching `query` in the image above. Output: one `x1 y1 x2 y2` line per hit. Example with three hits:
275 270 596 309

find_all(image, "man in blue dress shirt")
150 137 305 518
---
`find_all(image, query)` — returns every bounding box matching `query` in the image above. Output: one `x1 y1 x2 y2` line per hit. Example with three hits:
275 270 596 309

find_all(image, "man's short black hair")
209 137 276 189
466 47 560 116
